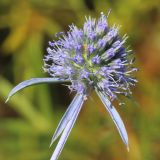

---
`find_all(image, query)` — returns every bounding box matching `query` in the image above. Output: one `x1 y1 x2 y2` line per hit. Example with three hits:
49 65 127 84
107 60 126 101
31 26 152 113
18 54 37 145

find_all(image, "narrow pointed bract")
96 89 129 148
6 78 68 102
50 94 85 160
50 93 85 146
6 12 137 160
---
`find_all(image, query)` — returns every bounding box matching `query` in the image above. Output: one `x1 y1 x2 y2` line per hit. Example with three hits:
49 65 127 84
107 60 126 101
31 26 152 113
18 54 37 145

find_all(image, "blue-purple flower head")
44 12 137 101
6 12 138 160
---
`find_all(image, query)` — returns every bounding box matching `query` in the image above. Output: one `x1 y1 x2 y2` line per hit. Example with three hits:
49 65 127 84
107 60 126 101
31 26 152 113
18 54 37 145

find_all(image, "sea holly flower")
6 12 137 160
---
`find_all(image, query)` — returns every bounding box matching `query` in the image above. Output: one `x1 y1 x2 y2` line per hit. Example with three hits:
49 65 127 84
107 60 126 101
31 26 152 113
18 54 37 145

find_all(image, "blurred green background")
0 0 160 160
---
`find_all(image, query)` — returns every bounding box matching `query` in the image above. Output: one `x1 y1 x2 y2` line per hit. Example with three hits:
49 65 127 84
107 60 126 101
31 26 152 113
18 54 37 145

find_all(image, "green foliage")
0 0 160 159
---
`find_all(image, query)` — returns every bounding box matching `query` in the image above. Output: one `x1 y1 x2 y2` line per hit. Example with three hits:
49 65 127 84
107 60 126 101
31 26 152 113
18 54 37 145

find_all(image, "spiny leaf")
50 93 84 147
96 89 129 150
6 78 68 102
50 94 85 160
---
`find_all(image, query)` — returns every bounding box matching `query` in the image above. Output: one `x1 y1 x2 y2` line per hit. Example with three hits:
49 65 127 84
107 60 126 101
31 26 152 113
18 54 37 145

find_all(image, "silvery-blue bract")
6 12 137 160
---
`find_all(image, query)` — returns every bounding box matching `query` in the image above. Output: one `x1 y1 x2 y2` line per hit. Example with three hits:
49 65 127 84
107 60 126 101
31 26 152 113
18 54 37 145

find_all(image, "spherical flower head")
44 12 137 101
